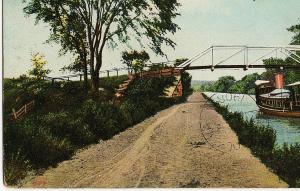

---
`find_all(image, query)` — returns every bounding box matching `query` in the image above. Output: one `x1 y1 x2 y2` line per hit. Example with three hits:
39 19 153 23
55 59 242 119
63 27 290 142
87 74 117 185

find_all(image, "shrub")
100 75 129 92
4 149 31 185
119 101 135 126
80 99 127 139
125 76 175 103
271 143 300 187
21 124 74 167
181 71 192 96
42 112 96 146
4 118 74 168
119 100 147 124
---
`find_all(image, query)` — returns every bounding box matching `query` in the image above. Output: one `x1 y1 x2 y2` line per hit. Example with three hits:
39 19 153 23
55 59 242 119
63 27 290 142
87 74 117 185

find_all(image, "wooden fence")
9 101 35 121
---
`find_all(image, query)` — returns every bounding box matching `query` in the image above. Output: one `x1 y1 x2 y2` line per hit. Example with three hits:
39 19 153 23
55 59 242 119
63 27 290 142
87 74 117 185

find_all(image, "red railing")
140 68 181 78
172 78 183 97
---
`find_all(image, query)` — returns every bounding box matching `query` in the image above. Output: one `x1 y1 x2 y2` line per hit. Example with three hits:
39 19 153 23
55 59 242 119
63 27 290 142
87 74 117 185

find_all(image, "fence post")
12 108 17 119
80 74 82 82
107 70 110 77
116 69 119 77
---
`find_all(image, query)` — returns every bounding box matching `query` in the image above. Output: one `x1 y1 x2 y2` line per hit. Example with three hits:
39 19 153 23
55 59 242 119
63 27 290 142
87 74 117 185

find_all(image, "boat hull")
258 105 300 118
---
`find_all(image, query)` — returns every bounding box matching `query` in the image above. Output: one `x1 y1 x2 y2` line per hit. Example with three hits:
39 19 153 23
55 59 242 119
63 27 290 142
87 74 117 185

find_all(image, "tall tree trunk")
91 52 103 92
80 53 89 93
91 70 99 92
83 61 88 92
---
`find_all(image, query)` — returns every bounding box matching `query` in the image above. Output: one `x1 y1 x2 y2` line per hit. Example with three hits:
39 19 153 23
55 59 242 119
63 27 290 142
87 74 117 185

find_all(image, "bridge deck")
186 64 300 70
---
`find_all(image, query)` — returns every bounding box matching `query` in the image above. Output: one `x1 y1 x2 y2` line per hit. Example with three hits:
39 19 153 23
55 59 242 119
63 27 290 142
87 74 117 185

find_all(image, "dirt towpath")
24 92 287 188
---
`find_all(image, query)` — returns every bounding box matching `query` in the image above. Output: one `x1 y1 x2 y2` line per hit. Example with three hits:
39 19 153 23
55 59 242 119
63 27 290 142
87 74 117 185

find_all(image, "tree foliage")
229 73 261 94
121 50 150 72
174 58 188 67
23 0 181 91
212 76 236 93
288 23 300 45
261 21 300 84
28 53 51 80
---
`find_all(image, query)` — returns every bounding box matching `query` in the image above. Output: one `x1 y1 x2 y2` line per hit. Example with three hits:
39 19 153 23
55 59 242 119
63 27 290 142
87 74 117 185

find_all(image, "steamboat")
255 73 300 118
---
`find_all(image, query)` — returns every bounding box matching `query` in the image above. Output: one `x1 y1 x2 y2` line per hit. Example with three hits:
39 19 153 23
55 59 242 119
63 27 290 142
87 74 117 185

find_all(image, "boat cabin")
255 73 300 117
286 82 300 109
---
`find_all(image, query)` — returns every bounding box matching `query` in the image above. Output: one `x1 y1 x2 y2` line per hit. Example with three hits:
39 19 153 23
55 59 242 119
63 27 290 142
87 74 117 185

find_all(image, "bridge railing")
177 45 300 70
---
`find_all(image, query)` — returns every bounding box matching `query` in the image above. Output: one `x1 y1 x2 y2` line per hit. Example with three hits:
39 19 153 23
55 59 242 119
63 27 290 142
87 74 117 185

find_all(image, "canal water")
203 92 300 145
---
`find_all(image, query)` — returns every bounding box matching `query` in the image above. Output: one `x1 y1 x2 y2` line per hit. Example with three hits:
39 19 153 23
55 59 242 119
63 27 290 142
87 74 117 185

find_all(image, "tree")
229 73 261 94
121 50 150 72
262 57 300 85
24 0 181 92
213 76 236 93
174 58 188 67
28 53 51 80
288 23 300 45
61 56 89 90
261 21 300 85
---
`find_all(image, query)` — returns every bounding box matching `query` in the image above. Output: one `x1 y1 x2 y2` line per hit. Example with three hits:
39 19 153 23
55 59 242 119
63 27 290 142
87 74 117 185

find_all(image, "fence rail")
10 101 35 121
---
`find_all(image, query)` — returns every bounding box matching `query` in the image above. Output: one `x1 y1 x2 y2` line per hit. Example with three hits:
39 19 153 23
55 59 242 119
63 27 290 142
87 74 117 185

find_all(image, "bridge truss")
177 45 300 71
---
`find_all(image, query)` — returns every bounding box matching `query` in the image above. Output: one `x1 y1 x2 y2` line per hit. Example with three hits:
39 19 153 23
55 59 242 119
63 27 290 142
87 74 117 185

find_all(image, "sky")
3 0 300 80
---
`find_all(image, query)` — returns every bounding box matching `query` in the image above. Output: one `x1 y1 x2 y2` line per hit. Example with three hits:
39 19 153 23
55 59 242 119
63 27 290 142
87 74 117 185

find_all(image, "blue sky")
3 0 300 80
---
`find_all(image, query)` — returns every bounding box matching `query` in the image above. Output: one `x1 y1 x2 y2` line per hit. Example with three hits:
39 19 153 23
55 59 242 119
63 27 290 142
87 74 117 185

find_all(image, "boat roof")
255 80 270 86
260 88 290 99
270 88 290 94
260 93 290 99
286 81 300 87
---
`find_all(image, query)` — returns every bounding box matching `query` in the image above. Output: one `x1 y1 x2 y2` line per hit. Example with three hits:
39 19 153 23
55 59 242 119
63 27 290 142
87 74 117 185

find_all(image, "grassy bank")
4 74 191 186
202 93 300 187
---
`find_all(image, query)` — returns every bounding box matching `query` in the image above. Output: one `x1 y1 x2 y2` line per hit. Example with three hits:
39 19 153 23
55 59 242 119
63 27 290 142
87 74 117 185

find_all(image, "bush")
125 76 175 103
80 99 127 139
4 118 74 169
4 149 31 185
42 112 96 146
21 122 74 167
271 144 300 187
100 75 129 92
181 71 192 96
120 100 147 124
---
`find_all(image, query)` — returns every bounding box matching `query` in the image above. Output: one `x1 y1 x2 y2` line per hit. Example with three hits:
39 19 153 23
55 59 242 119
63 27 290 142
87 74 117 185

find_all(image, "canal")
203 92 300 145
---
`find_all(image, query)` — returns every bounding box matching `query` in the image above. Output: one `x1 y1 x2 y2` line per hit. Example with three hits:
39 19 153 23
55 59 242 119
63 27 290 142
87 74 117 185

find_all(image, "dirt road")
24 93 287 188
